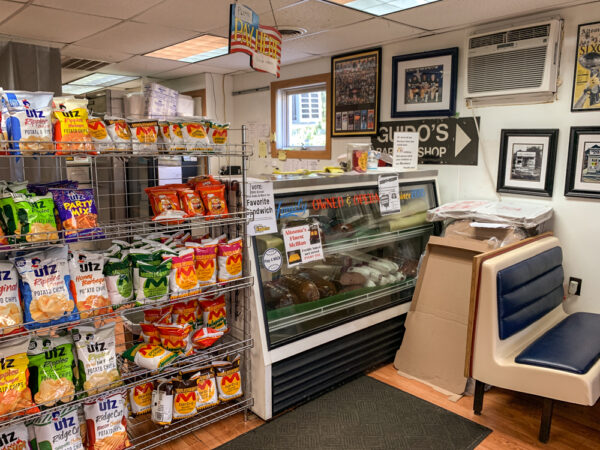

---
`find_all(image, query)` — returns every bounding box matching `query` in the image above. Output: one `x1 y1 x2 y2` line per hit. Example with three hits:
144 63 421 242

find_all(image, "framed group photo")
331 47 381 137
391 47 458 118
571 21 600 112
497 129 559 197
565 126 600 198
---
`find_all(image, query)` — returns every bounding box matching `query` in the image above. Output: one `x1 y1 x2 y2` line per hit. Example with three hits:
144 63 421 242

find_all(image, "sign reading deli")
229 3 282 77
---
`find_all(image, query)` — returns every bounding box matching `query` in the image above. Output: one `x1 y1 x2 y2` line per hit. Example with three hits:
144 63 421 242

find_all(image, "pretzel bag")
0 336 38 420
83 390 131 450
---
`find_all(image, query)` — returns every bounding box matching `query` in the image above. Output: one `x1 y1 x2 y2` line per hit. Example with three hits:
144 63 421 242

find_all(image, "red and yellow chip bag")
129 382 153 416
177 189 204 217
191 327 224 350
186 242 218 287
139 322 161 346
162 248 198 298
199 295 227 333
217 237 243 282
143 305 172 324
172 378 197 420
145 188 186 225
172 300 198 325
155 323 193 355
128 119 159 153
198 185 228 217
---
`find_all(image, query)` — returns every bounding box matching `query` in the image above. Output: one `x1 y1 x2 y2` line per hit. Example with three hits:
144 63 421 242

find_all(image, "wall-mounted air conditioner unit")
465 18 563 107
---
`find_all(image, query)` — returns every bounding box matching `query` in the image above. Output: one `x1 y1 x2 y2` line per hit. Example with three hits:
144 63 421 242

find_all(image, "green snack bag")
14 194 58 243
27 335 76 408
7 180 29 194
134 259 171 304
104 254 134 307
0 194 20 242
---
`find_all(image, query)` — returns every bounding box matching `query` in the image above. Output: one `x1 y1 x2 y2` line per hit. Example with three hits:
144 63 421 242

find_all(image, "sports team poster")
572 21 600 111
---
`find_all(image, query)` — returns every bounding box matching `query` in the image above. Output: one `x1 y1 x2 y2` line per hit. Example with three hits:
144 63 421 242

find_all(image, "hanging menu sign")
229 3 282 77
378 174 401 215
282 224 324 268
246 181 277 236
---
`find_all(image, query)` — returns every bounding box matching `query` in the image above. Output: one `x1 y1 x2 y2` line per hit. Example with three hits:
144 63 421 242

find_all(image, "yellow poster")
572 22 600 111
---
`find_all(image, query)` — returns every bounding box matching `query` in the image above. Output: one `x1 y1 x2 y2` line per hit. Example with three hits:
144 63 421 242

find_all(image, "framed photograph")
565 126 600 198
571 22 600 112
391 47 458 118
331 47 381 137
497 129 559 197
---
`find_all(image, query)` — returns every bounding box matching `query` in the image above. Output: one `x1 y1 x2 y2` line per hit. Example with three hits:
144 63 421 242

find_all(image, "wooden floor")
164 363 600 449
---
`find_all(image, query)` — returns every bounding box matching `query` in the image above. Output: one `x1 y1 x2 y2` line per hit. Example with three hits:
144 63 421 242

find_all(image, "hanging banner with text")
246 181 277 236
371 117 480 165
229 3 282 77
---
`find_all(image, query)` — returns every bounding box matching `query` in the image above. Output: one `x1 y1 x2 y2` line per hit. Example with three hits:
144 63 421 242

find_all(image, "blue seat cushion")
515 312 600 374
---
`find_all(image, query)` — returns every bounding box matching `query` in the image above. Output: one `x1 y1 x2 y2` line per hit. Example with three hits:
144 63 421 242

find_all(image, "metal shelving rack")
0 132 254 449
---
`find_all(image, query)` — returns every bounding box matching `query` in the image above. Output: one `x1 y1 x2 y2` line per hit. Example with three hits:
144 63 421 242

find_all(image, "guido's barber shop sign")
371 117 480 165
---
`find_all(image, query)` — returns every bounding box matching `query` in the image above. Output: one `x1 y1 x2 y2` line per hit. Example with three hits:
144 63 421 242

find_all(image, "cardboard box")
394 236 489 394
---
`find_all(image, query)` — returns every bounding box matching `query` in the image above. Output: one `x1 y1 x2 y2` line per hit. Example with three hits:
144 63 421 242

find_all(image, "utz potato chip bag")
72 323 120 395
12 247 78 329
0 261 23 336
128 119 159 153
190 366 218 410
181 120 210 150
53 98 93 153
213 355 242 402
199 296 227 332
0 336 38 420
50 188 102 242
172 378 197 420
121 343 177 371
162 248 198 298
0 194 20 244
13 193 59 243
208 122 229 145
27 335 76 407
198 185 228 217
68 251 110 318
129 382 153 416
2 91 53 155
103 254 133 307
0 422 29 450
83 390 130 450
217 237 243 282
134 260 171 304
104 117 131 151
31 405 84 450
87 117 114 153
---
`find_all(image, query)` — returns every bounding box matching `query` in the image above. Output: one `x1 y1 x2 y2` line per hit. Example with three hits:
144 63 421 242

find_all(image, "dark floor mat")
217 376 491 450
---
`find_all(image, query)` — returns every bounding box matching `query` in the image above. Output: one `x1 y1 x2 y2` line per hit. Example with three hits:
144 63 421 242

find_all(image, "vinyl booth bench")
466 235 600 443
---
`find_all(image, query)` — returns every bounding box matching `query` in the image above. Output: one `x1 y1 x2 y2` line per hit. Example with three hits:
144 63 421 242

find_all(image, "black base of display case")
271 315 406 416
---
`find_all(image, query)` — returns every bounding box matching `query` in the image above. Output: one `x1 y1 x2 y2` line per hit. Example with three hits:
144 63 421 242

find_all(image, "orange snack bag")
53 98 93 153
177 189 204 217
198 185 228 217
143 305 172 324
139 322 161 346
172 300 198 325
199 295 227 332
0 336 39 420
145 187 186 224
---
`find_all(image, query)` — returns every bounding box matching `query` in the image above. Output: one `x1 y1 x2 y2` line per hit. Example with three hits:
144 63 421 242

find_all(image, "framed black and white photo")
565 126 600 198
391 47 458 118
497 129 558 197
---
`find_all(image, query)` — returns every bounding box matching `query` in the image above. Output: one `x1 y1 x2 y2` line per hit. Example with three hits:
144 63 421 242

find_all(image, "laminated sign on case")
246 181 277 236
282 225 324 268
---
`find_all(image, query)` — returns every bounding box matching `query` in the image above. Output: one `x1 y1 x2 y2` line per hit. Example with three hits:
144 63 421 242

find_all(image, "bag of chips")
139 322 160 346
162 248 198 298
191 327 224 350
177 188 204 217
50 188 102 242
190 366 219 410
103 254 133 307
13 193 59 243
68 251 110 319
2 91 53 155
0 336 38 419
0 194 20 244
87 117 114 153
151 380 173 426
181 120 210 150
187 241 218 287
172 378 197 420
145 187 186 225
129 382 154 416
27 179 78 196
208 122 229 145
217 237 243 282
53 97 93 153
12 246 78 329
31 405 84 450
155 323 193 355
28 335 76 407
134 260 171 304
213 355 243 402
169 121 185 151
171 300 198 325
0 261 23 336
84 390 130 450
0 422 29 450
198 185 228 217
199 295 227 332
104 117 131 151
72 323 120 395
158 120 171 152
121 343 178 371
143 305 172 324
128 119 159 153
7 181 28 194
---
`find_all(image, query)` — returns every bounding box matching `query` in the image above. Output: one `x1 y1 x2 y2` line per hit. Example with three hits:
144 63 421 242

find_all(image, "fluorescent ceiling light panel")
328 0 440 16
70 73 139 87
61 84 101 95
145 35 229 63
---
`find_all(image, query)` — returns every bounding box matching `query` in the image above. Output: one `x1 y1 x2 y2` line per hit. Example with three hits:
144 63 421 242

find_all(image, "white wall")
228 2 600 312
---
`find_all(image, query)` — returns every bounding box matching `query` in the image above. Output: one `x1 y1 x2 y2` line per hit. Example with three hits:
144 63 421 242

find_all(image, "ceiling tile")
153 64 210 80
61 44 133 63
61 68 92 83
32 0 163 19
75 22 198 55
0 35 64 48
101 55 189 76
280 49 313 64
0 6 119 43
0 1 23 22
385 0 593 30
284 17 422 55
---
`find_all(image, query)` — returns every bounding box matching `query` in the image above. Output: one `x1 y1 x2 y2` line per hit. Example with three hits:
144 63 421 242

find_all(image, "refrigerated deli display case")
249 170 439 419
